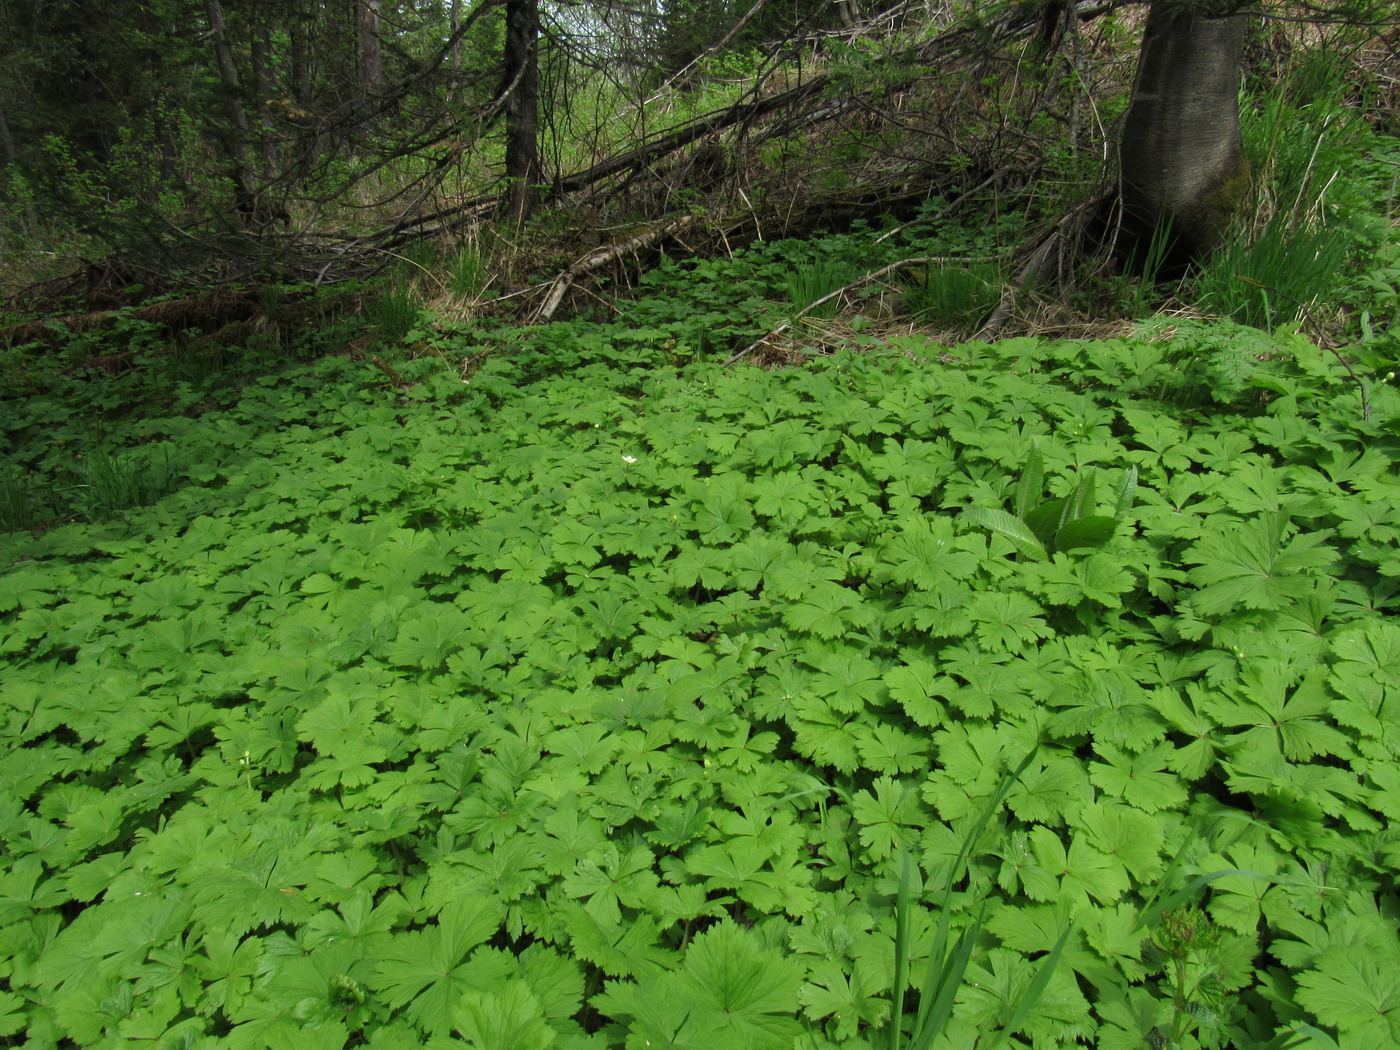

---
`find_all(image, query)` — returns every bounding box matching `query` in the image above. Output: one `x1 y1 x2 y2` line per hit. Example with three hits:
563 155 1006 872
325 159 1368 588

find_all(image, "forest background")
1 1 1400 1049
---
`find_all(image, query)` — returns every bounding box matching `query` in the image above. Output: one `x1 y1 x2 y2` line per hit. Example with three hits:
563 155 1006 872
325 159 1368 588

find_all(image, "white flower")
621 454 637 464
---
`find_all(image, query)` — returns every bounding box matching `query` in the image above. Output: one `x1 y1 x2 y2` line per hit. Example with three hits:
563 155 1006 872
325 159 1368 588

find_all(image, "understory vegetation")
3 3 1400 1050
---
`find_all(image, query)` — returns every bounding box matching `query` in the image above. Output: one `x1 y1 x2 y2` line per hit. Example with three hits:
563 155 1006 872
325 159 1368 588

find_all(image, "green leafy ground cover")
4 297 1400 1049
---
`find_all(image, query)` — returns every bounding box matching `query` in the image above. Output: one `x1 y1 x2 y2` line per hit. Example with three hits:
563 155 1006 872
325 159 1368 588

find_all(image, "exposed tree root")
973 195 1106 342
972 238 1059 343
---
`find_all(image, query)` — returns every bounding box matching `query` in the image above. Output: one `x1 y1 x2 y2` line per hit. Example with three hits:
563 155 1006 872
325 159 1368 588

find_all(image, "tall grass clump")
371 282 420 342
70 444 178 521
448 243 490 301
0 471 36 532
785 256 866 318
888 750 1071 1050
904 263 1004 329
1195 217 1351 329
1201 55 1377 330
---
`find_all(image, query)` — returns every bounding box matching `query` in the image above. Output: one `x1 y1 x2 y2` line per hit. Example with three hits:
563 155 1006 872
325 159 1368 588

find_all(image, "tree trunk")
1117 1 1249 273
250 24 279 185
357 0 382 95
448 0 463 103
290 9 313 110
500 0 541 226
203 0 257 220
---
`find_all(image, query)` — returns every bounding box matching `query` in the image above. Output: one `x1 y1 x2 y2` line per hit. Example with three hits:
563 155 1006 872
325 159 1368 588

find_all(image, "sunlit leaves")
371 896 504 1036
876 515 980 588
1023 552 1135 609
387 603 475 670
799 957 889 1038
593 923 803 1050
850 777 925 860
561 845 660 926
1206 664 1350 763
686 472 756 543
1078 803 1164 883
884 658 945 728
8 281 1400 1050
1296 947 1400 1045
1185 512 1338 615
1089 743 1188 813
781 582 874 640
1028 825 1129 906
808 650 886 712
968 591 1053 653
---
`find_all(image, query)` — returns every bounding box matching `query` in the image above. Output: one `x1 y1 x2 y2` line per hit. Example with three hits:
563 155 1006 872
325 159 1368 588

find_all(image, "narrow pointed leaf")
1113 465 1138 517
1135 868 1274 932
1015 443 1043 521
999 921 1075 1038
913 908 984 1050
1054 515 1119 552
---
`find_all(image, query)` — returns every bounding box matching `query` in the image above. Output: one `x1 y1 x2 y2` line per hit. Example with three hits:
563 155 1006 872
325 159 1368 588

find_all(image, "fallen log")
0 287 270 349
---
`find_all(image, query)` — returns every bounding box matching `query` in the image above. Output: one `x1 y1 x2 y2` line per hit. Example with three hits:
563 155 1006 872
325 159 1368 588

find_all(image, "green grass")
0 470 34 531
369 282 420 342
903 263 1003 328
448 242 490 300
784 255 868 319
69 443 178 520
1195 216 1352 330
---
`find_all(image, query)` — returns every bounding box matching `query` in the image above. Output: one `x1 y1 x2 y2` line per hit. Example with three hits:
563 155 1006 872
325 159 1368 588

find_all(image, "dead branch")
531 214 706 323
724 252 1012 366
377 0 1128 252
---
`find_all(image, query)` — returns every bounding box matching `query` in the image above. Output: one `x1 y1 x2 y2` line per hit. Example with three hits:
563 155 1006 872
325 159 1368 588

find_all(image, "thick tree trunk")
1117 1 1249 272
500 0 540 226
203 0 258 220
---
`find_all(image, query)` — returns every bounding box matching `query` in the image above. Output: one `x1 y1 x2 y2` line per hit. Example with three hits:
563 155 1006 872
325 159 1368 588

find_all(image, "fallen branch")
372 354 412 390
723 253 1011 366
530 214 705 323
376 0 1128 252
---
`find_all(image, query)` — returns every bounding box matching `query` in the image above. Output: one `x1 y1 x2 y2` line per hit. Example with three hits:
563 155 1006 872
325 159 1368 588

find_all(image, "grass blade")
998 921 1075 1040
1134 868 1274 932
912 906 985 1050
908 748 1039 1044
891 851 915 1050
